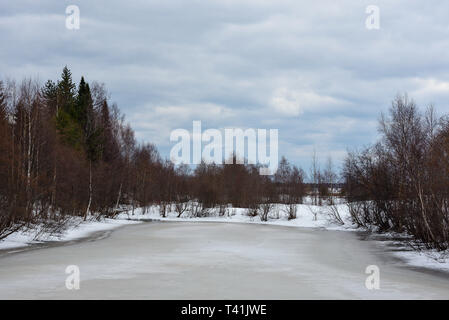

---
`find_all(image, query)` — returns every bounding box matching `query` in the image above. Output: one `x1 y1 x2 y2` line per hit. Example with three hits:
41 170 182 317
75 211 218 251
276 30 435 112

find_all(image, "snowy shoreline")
0 217 141 252
1 203 449 274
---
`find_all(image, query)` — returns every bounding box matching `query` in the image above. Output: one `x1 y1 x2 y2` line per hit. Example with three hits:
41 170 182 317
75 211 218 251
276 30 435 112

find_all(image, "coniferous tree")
57 66 76 114
75 77 90 132
55 67 83 149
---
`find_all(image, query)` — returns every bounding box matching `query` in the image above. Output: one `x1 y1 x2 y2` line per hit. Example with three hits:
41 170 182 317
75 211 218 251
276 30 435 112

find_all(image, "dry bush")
283 203 297 220
246 205 259 218
325 205 344 225
259 203 274 221
175 201 189 218
159 202 170 217
307 205 319 221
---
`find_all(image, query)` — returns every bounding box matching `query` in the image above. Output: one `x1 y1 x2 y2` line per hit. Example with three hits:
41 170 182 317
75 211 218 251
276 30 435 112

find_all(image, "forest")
0 67 448 251
344 95 449 250
0 67 320 240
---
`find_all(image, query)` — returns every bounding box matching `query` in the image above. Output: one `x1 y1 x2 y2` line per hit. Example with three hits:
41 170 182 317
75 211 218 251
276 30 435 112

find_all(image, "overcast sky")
1 0 449 171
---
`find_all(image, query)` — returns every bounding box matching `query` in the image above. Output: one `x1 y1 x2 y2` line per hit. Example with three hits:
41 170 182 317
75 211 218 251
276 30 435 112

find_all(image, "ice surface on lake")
0 222 448 299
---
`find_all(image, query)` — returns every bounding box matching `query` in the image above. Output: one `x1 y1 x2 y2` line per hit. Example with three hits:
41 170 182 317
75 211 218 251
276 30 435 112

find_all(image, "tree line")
343 95 449 250
0 67 340 239
6 68 444 251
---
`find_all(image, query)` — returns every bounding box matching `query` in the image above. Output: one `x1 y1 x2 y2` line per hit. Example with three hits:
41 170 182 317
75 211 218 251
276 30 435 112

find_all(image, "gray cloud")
1 0 449 170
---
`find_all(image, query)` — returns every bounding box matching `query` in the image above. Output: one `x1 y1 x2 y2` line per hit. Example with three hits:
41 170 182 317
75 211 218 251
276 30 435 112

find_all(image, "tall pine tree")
57 66 76 114
55 67 83 149
74 76 91 132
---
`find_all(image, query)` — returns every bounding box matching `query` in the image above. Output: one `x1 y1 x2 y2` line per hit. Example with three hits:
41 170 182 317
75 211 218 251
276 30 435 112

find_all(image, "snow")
373 237 449 272
394 250 449 272
2 200 449 274
0 202 354 252
0 217 140 251
115 203 449 273
115 203 354 231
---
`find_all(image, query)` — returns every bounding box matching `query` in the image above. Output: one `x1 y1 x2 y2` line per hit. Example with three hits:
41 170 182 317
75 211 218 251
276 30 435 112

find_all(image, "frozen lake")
0 221 448 299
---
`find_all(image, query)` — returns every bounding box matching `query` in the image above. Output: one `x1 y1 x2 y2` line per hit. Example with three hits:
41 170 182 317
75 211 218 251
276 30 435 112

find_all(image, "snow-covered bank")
2 202 449 274
1 203 346 252
0 217 141 251
116 203 353 231
373 236 449 273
